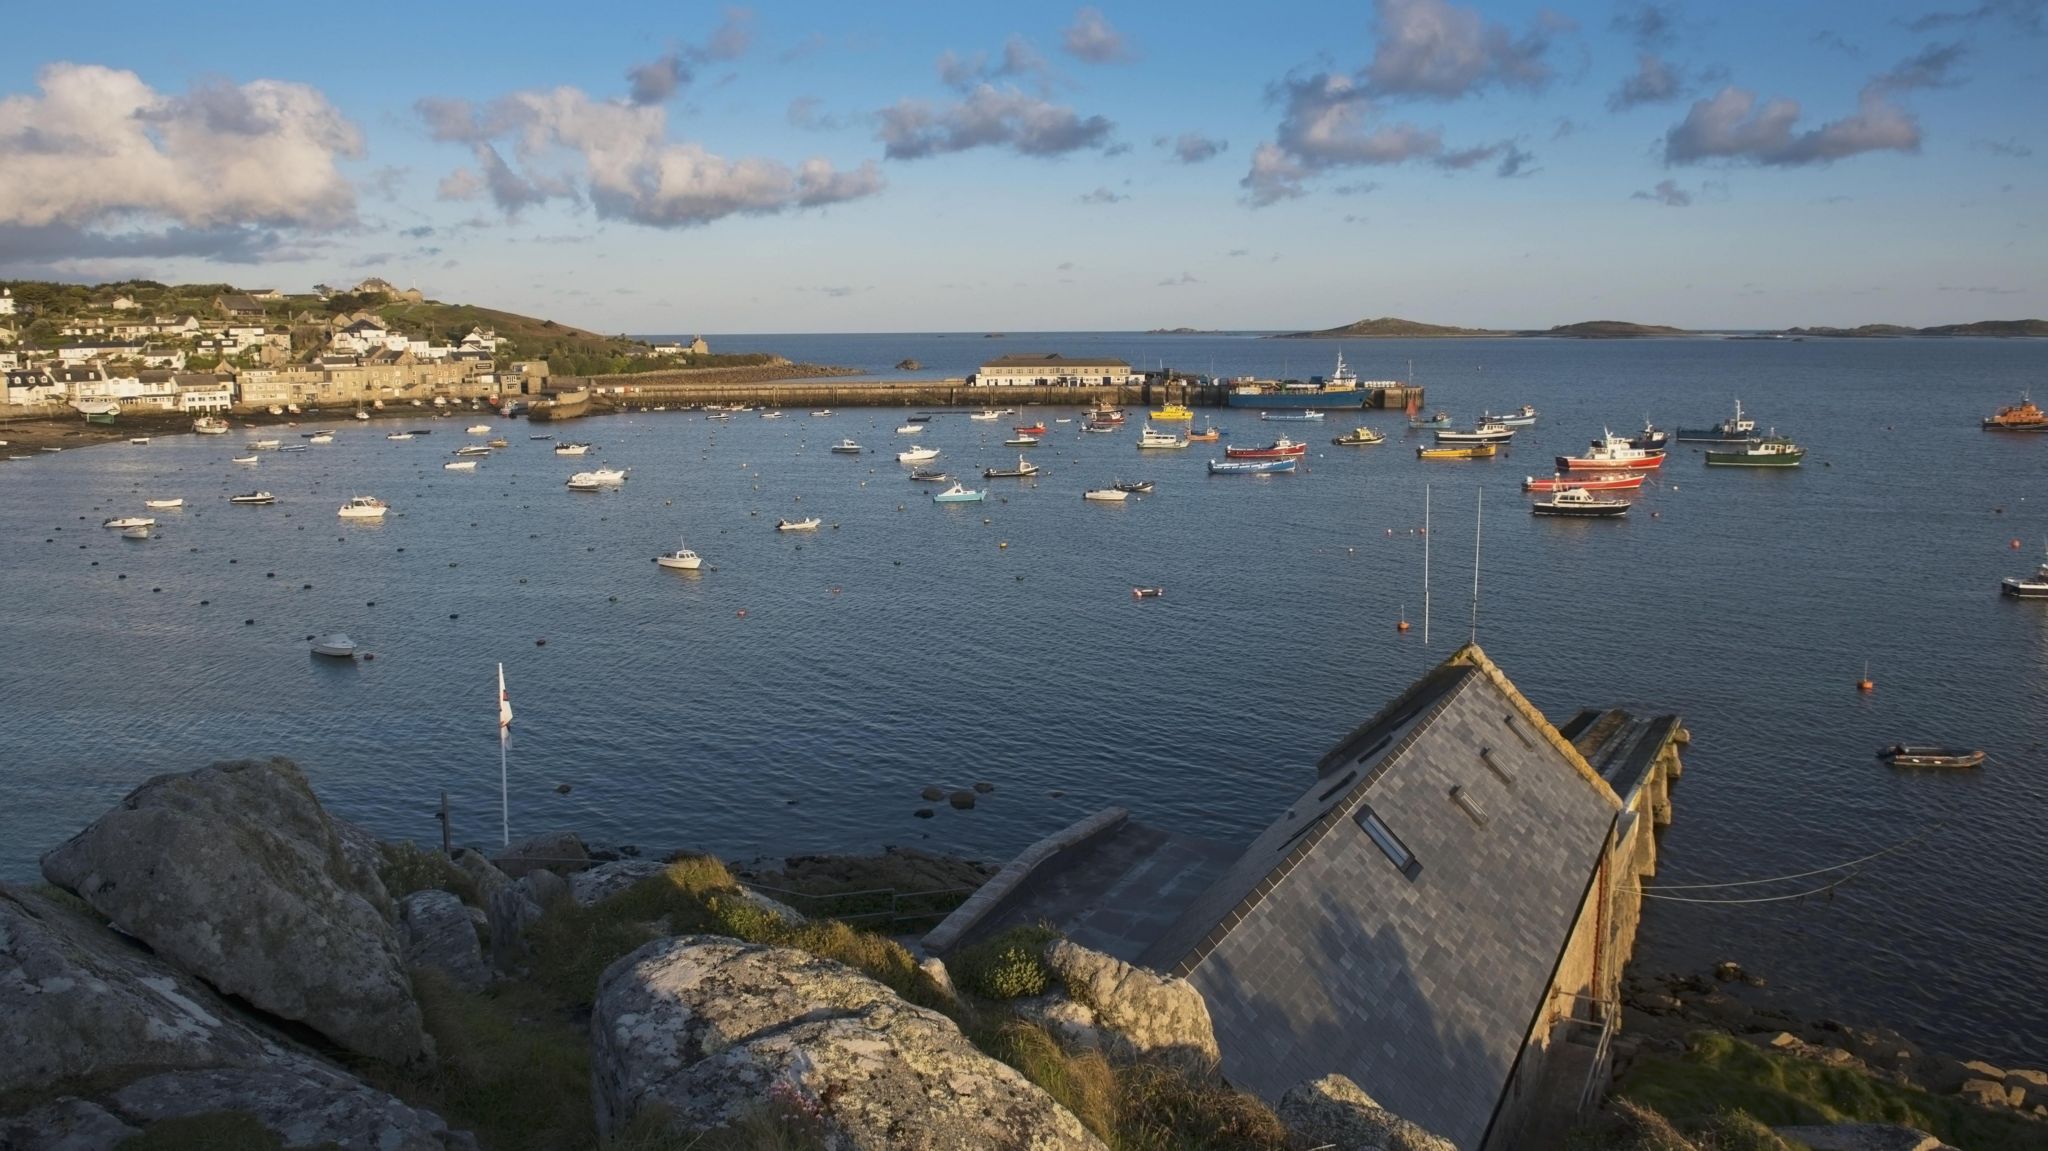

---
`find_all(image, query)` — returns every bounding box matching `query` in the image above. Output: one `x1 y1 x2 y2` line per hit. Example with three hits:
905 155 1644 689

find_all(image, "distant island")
1272 315 2048 340
1145 327 1217 335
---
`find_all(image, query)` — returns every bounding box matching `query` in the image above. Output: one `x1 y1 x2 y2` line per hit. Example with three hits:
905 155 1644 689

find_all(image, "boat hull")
1523 474 1644 492
1532 503 1629 518
2001 579 2048 598
1877 746 1984 768
1704 452 1803 467
1227 390 1365 409
1556 454 1662 471
1207 458 1297 475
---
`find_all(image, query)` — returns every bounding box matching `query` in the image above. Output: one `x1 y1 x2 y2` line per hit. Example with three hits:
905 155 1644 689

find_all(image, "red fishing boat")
1224 437 1310 460
1555 430 1664 472
1013 422 1048 436
1523 472 1646 492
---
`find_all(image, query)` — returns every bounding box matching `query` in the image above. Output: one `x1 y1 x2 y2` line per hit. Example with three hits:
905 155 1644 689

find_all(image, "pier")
542 376 1423 416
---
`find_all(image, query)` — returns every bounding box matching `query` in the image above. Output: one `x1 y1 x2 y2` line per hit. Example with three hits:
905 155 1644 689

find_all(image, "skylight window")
1355 806 1420 878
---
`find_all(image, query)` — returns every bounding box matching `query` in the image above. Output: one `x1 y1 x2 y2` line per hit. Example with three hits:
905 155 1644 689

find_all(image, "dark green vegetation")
1271 316 1511 338
1788 319 2048 338
1543 320 1691 338
1578 1032 2046 1151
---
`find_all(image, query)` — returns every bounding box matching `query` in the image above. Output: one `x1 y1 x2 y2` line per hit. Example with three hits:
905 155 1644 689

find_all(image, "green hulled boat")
1705 436 1804 467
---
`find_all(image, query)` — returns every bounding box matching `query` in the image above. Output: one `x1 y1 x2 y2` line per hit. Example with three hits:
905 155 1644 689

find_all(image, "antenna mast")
1423 483 1431 646
1471 486 1483 644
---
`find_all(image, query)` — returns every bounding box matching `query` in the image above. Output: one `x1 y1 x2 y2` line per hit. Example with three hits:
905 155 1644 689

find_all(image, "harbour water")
2 333 2044 1065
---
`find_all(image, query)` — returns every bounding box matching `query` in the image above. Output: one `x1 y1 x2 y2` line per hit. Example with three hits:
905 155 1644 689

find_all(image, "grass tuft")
377 841 480 906
950 924 1058 1001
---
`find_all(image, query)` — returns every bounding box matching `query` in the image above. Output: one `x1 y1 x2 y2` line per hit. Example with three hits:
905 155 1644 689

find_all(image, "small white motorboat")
455 444 493 456
338 496 389 519
970 410 1001 421
247 439 281 450
897 445 941 463
231 455 260 465
122 525 150 539
656 539 703 570
830 439 864 454
444 460 478 471
144 498 184 509
354 411 371 421
386 432 414 441
1083 488 1130 502
776 517 822 532
466 424 492 434
129 437 151 445
308 433 335 444
554 442 591 456
565 467 627 490
810 409 833 416
311 633 358 658
895 424 922 435
229 491 276 505
103 516 155 529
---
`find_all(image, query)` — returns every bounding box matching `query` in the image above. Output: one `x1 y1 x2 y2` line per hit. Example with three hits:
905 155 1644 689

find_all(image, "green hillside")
1270 316 1509 339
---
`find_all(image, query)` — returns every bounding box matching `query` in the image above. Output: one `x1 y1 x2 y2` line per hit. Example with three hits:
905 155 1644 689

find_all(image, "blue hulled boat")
1208 457 1298 475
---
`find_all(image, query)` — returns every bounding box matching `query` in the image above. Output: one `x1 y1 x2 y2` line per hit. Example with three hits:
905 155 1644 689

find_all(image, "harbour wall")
548 377 1423 415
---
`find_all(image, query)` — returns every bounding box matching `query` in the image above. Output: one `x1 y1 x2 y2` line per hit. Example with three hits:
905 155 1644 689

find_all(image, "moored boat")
1261 410 1325 423
1137 426 1185 449
932 483 988 503
1522 472 1644 492
338 496 389 520
1208 457 1297 475
231 454 260 464
1556 431 1665 471
143 498 184 509
1013 422 1048 436
102 516 154 529
775 517 822 532
895 423 922 434
467 424 492 434
308 433 334 444
1628 420 1668 451
1083 487 1130 501
1531 487 1630 518
311 633 357 659
122 525 150 539
1877 745 1985 768
1132 586 1164 598
554 442 591 455
1407 410 1452 429
566 467 628 490
1112 479 1155 493
908 468 950 482
1223 437 1309 459
444 460 478 471
830 439 864 454
1225 352 1372 409
1418 443 1499 460
656 539 702 570
1676 399 1758 443
192 416 230 435
1005 435 1041 446
970 409 1002 421
1150 403 1193 421
1704 435 1804 467
1332 426 1385 446
385 432 414 441
1088 401 1125 425
897 445 941 463
1434 422 1514 444
1186 423 1222 441
455 444 492 456
228 491 275 504
1982 393 2048 431
984 455 1041 478
1483 405 1539 426
2002 549 2048 598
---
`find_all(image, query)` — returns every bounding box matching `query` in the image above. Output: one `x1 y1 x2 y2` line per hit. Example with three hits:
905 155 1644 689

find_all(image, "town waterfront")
2 333 2044 1067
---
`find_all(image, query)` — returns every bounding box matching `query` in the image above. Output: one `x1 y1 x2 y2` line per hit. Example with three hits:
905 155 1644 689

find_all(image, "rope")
1622 826 1934 894
1635 878 1858 904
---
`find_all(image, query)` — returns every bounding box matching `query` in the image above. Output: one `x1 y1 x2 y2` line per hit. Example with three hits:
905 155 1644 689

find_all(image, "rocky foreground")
1 758 1458 1150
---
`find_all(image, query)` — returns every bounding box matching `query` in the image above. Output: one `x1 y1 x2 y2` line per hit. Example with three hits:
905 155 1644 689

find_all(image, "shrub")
951 925 1058 1000
377 840 479 906
391 969 594 1151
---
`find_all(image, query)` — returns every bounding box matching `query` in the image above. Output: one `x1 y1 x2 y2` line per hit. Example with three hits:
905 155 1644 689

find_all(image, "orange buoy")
1397 619 1411 633
2013 539 2023 549
1857 677 1874 692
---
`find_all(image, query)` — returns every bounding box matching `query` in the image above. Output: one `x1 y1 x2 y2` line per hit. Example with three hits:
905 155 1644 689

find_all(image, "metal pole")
439 790 450 857
1471 485 1483 644
1424 483 1431 647
499 733 509 848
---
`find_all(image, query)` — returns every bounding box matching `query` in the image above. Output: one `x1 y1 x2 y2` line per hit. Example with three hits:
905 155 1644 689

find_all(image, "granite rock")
1043 939 1219 1063
1771 1124 1954 1151
37 759 426 1065
0 1097 138 1151
492 831 590 879
1276 1073 1457 1151
590 935 1105 1149
399 890 490 992
109 1067 477 1150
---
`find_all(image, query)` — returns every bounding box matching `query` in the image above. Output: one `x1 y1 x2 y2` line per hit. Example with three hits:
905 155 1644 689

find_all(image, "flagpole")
1423 483 1431 647
497 662 513 847
1471 485 1482 645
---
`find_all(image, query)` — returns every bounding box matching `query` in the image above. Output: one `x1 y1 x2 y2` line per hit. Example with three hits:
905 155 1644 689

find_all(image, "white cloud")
417 86 882 227
1631 178 1692 206
878 84 1113 159
1362 0 1566 100
1162 132 1226 163
0 62 361 236
1665 85 1920 166
1063 8 1133 63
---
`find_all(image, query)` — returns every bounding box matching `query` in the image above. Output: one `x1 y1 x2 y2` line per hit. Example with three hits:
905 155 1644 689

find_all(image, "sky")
0 0 2042 332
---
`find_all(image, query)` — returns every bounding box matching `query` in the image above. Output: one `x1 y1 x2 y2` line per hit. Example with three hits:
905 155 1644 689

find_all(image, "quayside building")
926 644 1685 1150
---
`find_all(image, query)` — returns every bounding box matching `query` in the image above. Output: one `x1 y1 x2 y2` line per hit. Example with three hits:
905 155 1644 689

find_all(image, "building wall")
977 363 1133 387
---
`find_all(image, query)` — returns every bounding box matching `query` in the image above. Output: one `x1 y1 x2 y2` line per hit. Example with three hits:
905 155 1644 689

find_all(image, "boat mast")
1424 483 1431 647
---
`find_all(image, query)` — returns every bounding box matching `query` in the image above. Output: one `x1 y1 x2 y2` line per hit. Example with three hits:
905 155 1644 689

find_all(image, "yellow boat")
1417 442 1498 460
1149 403 1193 421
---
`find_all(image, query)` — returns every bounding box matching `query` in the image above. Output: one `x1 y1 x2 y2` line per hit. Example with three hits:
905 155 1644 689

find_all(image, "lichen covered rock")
591 935 1105 1149
110 1067 476 1150
1277 1073 1457 1151
1043 938 1219 1063
399 890 489 992
37 758 426 1065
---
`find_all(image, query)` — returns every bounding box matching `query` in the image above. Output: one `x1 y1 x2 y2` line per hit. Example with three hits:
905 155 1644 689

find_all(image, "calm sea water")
3 333 2044 1064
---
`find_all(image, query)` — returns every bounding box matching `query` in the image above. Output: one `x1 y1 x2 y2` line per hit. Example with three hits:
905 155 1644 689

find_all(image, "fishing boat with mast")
984 455 1041 478
1523 471 1644 492
1332 426 1384 446
1676 399 1758 443
1434 422 1514 444
1628 420 1669 451
1225 351 1371 409
1137 425 1186 449
1531 486 1631 518
1983 393 2048 431
1556 430 1665 471
1482 405 1539 427
2002 545 2048 598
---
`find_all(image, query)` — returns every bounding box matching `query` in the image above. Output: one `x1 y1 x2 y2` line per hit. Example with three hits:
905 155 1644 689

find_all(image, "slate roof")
1138 644 1622 1151
981 353 1131 369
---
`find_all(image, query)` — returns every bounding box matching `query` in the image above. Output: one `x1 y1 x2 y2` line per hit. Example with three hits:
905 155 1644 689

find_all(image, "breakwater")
556 377 1422 415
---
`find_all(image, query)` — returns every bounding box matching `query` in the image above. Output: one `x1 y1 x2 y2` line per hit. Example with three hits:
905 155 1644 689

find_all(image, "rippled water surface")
3 333 2044 1063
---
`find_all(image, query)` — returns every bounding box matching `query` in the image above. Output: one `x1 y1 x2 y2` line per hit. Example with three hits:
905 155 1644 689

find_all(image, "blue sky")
1 0 2041 331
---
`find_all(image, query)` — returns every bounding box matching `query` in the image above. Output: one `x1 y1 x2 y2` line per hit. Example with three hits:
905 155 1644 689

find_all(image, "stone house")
926 644 1684 1150
975 353 1133 387
5 368 61 405
214 294 265 319
0 287 15 316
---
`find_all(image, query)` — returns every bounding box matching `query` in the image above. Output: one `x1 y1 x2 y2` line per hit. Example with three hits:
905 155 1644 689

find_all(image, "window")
1450 784 1489 827
1501 713 1537 750
1355 806 1421 878
1480 746 1515 786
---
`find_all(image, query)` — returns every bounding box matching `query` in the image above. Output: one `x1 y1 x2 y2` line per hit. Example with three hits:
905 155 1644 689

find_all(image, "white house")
110 295 139 311
175 374 236 412
975 353 1134 387
57 340 144 365
5 368 60 405
0 288 15 316
459 327 503 353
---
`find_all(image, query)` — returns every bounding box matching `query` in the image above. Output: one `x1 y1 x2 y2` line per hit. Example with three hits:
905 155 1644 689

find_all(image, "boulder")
518 868 570 910
1013 995 1109 1052
590 935 1105 1149
1961 1058 2007 1080
36 759 426 1065
329 815 394 920
1771 1124 1953 1151
1276 1074 1457 1151
0 1098 138 1150
735 886 805 925
1043 939 1219 1063
484 883 543 973
569 859 667 906
0 888 290 1095
918 955 959 1005
109 1067 476 1150
399 891 489 992
450 848 511 906
492 831 590 879
1958 1078 2014 1107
